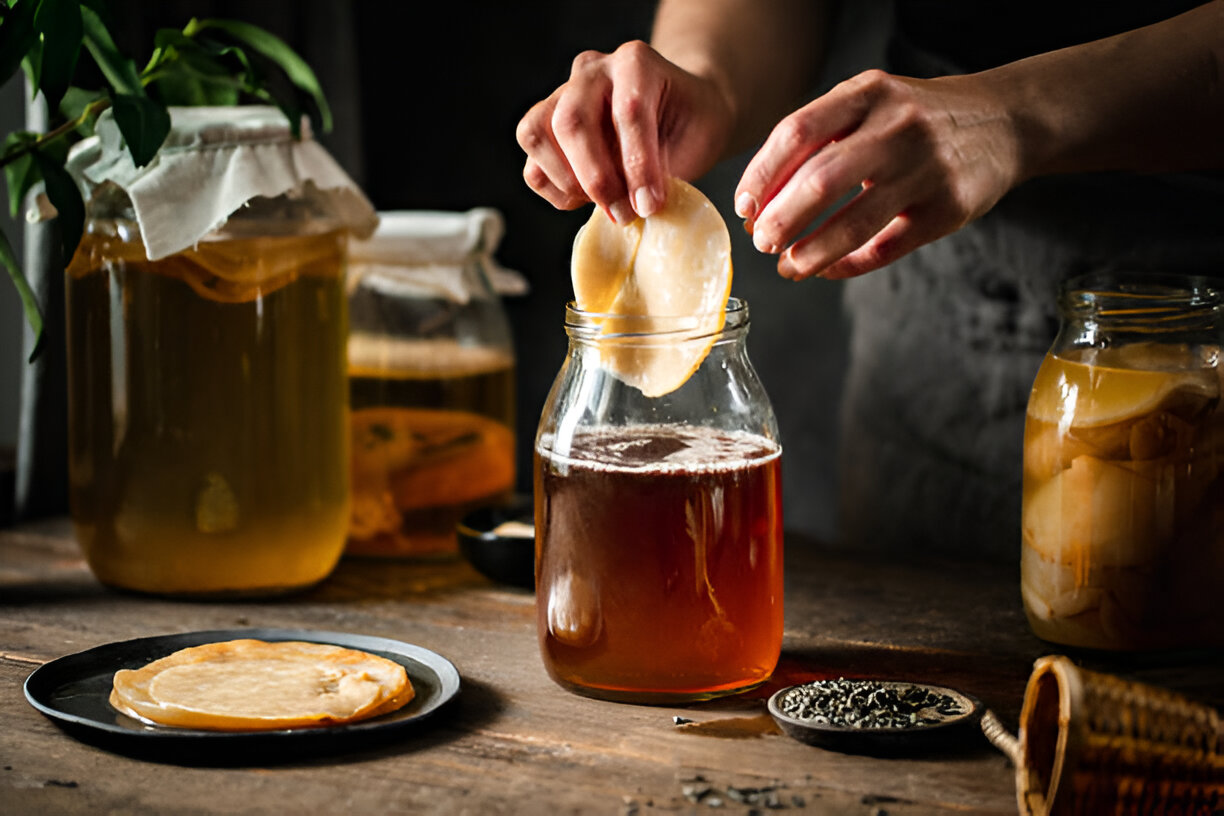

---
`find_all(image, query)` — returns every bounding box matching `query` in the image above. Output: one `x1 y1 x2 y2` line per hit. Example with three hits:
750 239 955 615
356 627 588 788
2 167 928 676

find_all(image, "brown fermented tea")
534 424 783 702
347 336 515 557
66 230 351 595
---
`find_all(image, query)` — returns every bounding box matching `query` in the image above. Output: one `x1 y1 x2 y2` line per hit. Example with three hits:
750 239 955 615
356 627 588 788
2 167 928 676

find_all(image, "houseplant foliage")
0 0 330 359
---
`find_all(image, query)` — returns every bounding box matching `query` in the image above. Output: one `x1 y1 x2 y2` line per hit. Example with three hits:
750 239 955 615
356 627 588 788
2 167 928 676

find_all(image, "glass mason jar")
345 210 518 558
64 127 357 597
1021 273 1224 650
534 298 784 702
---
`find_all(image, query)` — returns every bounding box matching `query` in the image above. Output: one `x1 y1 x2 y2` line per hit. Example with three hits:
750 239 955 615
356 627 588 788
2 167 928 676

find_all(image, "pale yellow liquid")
65 230 350 595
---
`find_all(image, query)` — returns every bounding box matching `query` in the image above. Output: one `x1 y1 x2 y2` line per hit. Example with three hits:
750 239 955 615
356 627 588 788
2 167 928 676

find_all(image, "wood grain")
2 518 1220 815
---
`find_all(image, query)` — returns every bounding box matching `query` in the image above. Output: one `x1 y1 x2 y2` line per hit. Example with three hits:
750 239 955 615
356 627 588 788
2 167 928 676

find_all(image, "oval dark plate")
767 680 984 756
457 494 534 590
24 627 461 764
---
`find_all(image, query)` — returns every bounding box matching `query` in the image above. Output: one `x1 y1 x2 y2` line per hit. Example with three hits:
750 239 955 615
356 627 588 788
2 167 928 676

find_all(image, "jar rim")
1059 272 1223 338
564 296 748 341
1062 271 1220 303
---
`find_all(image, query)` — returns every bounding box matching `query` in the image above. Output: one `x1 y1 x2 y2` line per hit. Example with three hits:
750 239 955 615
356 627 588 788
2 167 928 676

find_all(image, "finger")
749 139 866 254
818 211 929 280
517 95 587 207
551 69 633 223
775 182 911 280
607 42 667 217
523 158 586 210
734 72 879 222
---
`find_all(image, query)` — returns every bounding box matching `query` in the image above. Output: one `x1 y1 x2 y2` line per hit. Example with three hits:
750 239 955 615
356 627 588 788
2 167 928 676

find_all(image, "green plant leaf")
3 130 40 216
0 0 39 89
58 84 104 131
111 92 169 167
146 30 258 108
31 0 81 113
186 18 331 133
34 150 83 265
152 67 241 107
0 226 43 361
20 42 40 95
80 2 141 95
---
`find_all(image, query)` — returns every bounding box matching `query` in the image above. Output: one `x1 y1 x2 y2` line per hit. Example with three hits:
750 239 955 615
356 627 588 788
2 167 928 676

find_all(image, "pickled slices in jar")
1022 454 1173 567
1027 345 1217 428
1021 342 1224 649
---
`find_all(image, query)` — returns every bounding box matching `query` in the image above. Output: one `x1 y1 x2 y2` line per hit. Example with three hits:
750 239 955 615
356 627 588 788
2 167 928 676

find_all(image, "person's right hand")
516 40 735 223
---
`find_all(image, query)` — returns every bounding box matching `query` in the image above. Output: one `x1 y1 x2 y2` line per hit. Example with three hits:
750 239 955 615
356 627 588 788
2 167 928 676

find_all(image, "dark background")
3 1 888 541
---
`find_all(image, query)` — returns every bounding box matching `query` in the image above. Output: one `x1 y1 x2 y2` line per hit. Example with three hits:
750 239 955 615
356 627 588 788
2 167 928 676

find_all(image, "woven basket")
1001 655 1224 815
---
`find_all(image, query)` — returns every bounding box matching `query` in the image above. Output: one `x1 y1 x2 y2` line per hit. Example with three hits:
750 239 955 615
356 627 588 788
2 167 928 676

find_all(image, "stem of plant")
0 98 113 171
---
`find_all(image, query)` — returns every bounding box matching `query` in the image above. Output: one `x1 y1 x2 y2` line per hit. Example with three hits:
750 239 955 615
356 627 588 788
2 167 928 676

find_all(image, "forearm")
651 0 833 156
990 0 1224 181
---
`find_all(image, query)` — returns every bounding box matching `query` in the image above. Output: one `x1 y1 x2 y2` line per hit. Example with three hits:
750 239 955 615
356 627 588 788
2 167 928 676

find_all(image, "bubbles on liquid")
539 425 780 474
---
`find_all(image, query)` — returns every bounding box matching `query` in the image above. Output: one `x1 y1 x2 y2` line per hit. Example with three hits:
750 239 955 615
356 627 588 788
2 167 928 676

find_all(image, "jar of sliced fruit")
1021 273 1224 650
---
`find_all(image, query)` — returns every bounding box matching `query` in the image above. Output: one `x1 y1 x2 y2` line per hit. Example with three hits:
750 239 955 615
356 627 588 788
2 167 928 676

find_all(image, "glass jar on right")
1021 273 1224 650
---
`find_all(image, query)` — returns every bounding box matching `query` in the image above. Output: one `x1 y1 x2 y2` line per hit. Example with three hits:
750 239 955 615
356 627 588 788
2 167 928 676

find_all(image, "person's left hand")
734 69 1022 280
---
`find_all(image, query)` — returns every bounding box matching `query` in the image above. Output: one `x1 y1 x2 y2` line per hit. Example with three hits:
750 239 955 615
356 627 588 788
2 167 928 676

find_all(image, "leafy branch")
0 0 331 360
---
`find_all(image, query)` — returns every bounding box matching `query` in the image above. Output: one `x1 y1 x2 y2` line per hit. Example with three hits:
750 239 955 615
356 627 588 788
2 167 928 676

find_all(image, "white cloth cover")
67 106 378 260
348 209 528 303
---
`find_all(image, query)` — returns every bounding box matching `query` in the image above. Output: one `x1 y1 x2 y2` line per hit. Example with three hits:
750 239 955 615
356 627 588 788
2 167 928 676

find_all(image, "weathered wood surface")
2 519 1221 815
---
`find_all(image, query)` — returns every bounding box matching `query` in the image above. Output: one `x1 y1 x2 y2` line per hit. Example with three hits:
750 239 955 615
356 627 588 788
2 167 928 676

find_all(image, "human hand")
515 40 735 224
734 69 1022 280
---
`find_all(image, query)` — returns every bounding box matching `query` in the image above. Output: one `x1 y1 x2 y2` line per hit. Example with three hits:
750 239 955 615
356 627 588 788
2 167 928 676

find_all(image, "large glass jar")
345 210 518 558
64 107 374 596
534 298 783 702
1021 273 1224 650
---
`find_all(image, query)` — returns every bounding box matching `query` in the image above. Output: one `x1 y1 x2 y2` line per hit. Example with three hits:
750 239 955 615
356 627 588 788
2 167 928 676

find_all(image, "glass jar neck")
564 297 748 347
1059 273 1222 337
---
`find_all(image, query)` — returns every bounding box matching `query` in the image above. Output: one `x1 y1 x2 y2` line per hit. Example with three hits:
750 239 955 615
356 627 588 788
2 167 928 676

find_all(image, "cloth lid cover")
67 105 378 260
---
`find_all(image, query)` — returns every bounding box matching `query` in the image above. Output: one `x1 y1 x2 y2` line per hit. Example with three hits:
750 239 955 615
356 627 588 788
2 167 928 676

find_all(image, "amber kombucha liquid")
1021 342 1224 649
65 230 351 596
347 336 515 557
535 425 783 702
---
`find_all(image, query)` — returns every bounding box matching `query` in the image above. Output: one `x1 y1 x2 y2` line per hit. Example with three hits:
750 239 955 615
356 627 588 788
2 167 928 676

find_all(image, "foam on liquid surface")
539 424 780 474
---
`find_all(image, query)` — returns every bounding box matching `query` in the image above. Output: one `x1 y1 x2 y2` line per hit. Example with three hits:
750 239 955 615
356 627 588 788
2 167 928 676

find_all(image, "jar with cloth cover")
345 209 523 558
64 106 377 596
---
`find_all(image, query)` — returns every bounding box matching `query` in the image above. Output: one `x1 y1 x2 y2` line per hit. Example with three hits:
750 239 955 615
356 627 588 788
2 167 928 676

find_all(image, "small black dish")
24 627 461 765
767 679 984 756
457 495 535 590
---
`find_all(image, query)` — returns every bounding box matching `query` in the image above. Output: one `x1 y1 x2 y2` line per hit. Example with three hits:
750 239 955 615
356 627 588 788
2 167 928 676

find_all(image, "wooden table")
3 519 1222 815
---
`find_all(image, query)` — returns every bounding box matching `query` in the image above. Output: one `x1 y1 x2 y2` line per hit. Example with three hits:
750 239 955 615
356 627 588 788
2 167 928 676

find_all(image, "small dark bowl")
457 495 535 590
767 680 984 756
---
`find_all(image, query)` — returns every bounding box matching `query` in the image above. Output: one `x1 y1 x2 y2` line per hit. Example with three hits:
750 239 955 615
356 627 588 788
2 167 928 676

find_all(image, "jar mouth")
565 297 748 341
1061 272 1222 328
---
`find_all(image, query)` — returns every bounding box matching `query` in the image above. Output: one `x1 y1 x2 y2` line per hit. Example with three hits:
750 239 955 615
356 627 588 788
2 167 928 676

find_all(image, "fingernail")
753 230 777 254
742 219 754 237
735 192 757 220
609 199 636 225
632 187 657 217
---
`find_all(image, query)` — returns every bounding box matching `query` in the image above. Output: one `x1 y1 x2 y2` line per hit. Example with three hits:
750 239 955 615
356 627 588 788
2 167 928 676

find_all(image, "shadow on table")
304 556 519 604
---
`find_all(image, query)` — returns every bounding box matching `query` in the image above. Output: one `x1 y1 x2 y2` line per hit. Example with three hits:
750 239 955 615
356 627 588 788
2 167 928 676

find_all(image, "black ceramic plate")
24 627 461 763
767 680 984 756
